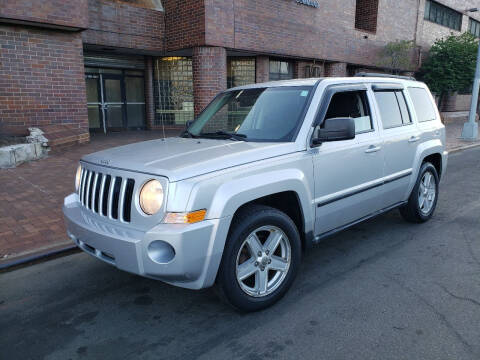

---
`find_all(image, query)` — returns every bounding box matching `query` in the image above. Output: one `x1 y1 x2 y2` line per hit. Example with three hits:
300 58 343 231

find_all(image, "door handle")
408 136 420 143
365 145 381 153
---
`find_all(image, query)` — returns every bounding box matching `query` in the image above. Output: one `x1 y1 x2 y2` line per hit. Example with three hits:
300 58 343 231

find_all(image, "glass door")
125 74 146 129
85 74 103 132
85 68 146 133
102 74 126 131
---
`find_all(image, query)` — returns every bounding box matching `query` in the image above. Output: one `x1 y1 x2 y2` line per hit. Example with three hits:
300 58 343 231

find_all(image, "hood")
81 137 298 182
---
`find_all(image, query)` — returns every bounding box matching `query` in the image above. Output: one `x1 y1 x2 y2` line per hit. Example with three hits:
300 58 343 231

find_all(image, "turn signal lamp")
164 209 207 224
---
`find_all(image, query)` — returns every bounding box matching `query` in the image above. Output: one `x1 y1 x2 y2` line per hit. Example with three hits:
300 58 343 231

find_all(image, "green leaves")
420 33 478 96
379 40 415 73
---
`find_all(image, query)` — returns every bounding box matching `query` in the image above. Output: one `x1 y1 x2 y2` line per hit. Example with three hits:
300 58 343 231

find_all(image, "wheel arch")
422 153 442 179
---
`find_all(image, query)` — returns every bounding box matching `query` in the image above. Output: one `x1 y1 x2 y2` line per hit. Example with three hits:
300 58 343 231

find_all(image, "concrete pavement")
1 146 480 359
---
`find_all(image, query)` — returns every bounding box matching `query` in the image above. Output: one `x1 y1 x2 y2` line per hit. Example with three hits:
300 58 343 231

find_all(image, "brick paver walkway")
0 130 180 263
0 123 479 264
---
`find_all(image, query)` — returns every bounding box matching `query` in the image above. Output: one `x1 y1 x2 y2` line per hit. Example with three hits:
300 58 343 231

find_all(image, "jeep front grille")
78 168 135 223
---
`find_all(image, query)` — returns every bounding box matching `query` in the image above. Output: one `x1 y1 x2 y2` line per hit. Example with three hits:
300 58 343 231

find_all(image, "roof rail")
354 72 416 81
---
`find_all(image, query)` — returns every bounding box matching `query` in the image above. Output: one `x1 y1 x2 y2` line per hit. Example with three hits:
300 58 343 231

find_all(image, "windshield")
187 86 313 142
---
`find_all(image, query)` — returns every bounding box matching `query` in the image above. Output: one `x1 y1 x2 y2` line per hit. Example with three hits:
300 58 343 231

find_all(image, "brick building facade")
1 0 479 144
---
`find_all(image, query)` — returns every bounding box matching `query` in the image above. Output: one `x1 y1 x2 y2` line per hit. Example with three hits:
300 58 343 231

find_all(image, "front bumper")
63 193 231 289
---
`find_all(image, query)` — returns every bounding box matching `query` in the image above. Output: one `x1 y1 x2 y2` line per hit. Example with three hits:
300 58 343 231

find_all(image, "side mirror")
312 117 355 146
185 120 193 128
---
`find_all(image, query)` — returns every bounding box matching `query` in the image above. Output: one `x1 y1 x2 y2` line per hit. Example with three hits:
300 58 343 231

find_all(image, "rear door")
312 84 384 236
372 83 420 208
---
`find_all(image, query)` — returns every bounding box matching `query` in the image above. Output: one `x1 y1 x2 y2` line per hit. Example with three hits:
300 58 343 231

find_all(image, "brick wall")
145 57 155 129
456 94 472 112
0 25 88 136
0 0 88 29
82 0 164 51
163 0 205 51
204 0 419 70
325 62 348 77
192 47 226 116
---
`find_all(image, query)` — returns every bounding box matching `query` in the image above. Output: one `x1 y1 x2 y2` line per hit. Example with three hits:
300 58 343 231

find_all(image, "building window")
116 0 163 11
154 57 193 127
469 18 480 37
424 0 462 31
227 58 256 88
354 0 379 33
269 60 293 81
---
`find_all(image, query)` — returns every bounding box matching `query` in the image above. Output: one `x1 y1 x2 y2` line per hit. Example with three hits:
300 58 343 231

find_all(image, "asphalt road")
2 147 480 360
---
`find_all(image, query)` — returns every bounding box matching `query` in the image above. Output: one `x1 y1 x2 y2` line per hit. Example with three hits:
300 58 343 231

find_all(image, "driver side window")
321 90 373 134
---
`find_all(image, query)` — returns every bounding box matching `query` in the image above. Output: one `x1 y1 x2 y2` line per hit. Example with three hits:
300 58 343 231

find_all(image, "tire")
399 162 439 223
216 204 301 312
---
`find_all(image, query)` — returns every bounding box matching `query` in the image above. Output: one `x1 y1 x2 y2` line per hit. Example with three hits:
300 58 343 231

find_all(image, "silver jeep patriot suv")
64 75 447 311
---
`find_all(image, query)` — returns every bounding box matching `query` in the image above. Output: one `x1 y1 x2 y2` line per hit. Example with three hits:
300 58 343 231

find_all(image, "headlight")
75 165 82 191
139 180 164 215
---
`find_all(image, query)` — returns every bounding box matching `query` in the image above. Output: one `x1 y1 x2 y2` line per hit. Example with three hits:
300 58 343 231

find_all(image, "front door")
102 74 126 131
85 69 146 133
312 86 384 236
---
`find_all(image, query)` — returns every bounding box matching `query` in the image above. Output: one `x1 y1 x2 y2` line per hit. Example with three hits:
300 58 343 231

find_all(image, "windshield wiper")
199 131 247 141
180 129 197 138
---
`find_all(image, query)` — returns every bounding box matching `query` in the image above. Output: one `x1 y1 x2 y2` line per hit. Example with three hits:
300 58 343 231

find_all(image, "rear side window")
407 87 436 122
374 90 412 129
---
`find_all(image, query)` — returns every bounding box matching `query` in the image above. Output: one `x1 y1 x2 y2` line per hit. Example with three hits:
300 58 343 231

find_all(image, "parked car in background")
64 75 447 311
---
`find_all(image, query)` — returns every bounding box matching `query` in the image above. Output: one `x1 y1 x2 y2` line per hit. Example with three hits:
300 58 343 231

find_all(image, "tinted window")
374 91 403 129
424 0 462 31
396 91 412 124
408 87 436 122
325 91 373 134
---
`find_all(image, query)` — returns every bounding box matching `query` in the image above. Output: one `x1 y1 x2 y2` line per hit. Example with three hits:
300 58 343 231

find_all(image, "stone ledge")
0 142 47 168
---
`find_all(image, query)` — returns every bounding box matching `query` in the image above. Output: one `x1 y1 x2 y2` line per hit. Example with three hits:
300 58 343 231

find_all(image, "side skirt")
312 201 407 244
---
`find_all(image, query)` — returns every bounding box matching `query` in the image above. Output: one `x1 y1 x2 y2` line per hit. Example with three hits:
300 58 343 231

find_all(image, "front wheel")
399 162 439 223
216 205 301 312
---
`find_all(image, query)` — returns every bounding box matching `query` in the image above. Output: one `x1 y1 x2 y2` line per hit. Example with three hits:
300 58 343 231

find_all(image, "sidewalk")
0 130 180 265
0 123 479 266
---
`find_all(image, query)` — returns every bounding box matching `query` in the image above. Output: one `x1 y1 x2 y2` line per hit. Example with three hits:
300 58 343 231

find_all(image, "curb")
447 142 480 154
0 245 79 272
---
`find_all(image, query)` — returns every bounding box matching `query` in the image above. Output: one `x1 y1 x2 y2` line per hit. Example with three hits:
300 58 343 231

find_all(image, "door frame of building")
85 68 146 134
101 73 127 132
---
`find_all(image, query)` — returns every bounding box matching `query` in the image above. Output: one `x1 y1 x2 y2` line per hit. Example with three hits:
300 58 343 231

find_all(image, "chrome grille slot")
103 175 112 216
86 171 95 209
93 173 101 213
111 177 122 220
78 167 135 223
123 179 135 222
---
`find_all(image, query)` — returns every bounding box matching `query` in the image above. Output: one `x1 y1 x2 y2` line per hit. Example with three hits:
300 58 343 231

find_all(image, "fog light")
147 240 175 264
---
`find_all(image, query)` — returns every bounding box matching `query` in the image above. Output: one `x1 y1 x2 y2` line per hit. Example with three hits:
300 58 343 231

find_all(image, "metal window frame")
425 0 462 31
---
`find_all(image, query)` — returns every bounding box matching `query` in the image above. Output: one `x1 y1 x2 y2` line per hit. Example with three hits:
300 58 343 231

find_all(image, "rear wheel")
400 162 439 223
216 205 301 312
